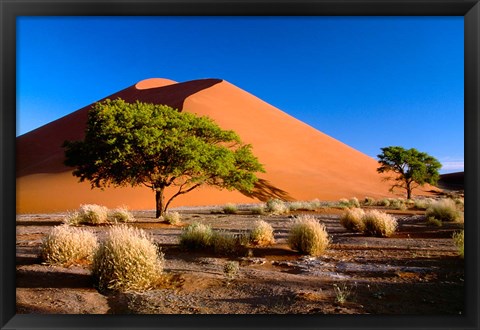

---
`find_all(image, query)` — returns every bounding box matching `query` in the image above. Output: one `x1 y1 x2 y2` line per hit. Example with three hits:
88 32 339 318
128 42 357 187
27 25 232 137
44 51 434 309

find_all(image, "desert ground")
16 198 464 315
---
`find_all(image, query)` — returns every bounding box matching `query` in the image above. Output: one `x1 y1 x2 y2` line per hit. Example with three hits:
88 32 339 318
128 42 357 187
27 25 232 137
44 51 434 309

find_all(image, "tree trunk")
155 189 165 218
406 181 412 200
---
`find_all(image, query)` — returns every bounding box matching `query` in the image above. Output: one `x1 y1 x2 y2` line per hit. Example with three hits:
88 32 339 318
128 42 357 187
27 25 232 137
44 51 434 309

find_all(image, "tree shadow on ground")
241 178 293 202
16 268 93 288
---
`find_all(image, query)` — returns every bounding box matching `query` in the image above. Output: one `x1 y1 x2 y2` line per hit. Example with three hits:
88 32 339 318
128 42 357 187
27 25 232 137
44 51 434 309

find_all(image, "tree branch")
163 182 203 212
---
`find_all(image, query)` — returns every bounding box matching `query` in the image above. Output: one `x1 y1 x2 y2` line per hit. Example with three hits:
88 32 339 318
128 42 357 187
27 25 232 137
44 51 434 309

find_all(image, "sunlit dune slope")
17 78 429 213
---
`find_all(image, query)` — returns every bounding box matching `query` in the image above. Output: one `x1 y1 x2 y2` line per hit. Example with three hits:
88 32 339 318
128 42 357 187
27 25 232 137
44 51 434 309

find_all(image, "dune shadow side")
241 178 293 202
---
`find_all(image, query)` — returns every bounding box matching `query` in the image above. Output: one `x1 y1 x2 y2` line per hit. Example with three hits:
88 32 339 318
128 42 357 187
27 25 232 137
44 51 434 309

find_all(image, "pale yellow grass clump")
92 225 164 292
362 210 398 237
388 198 407 210
363 197 376 206
288 215 329 256
64 204 109 225
41 225 98 266
338 197 360 208
211 231 241 255
249 220 275 246
222 203 238 214
340 208 366 233
349 197 361 208
108 207 135 223
452 230 464 258
266 199 289 215
288 201 305 211
162 211 181 225
250 204 266 215
414 198 434 210
179 222 214 249
426 199 463 223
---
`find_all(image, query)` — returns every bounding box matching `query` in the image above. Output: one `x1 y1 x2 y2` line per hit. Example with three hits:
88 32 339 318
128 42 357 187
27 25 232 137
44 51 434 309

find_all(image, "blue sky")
17 16 464 173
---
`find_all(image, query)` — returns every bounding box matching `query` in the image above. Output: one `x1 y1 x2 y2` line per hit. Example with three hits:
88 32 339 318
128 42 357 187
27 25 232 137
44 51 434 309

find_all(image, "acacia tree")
377 146 441 199
64 99 264 218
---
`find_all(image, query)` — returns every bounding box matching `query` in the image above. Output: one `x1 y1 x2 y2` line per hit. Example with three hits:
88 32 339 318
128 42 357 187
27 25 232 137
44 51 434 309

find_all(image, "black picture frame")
1 1 478 329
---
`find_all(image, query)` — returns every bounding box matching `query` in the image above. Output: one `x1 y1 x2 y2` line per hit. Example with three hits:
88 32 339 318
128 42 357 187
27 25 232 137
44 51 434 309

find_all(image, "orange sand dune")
17 78 432 214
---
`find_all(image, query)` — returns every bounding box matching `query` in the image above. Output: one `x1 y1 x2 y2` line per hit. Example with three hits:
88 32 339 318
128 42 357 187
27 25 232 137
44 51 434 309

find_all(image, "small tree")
377 146 441 199
64 99 264 218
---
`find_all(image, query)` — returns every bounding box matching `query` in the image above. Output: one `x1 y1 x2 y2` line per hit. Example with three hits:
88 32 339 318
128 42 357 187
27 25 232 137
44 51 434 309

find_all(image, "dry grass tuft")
92 225 164 292
108 207 135 223
362 210 397 237
338 197 360 209
211 231 242 255
223 261 240 281
162 211 182 225
179 222 214 250
64 204 109 225
388 198 407 210
266 199 289 215
452 230 464 258
249 220 275 246
222 203 238 214
413 198 434 210
250 204 266 215
340 208 366 233
288 215 329 256
376 199 391 207
426 199 463 223
363 197 376 206
41 225 98 266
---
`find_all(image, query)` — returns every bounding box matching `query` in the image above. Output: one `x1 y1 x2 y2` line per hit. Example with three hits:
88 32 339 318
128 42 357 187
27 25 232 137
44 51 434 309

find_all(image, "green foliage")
92 225 164 292
288 215 329 256
377 146 441 199
64 99 264 217
41 225 98 266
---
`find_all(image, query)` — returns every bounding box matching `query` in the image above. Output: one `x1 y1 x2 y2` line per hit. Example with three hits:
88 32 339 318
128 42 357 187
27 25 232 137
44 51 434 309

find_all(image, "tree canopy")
63 99 264 217
377 146 441 199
